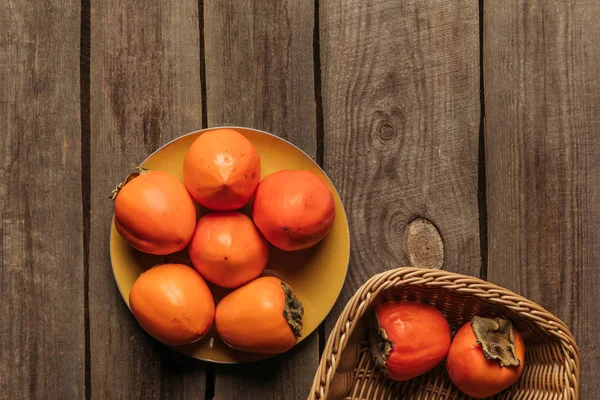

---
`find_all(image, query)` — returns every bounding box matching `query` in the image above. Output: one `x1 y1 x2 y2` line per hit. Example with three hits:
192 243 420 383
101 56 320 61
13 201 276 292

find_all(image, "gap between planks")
80 0 92 397
477 0 488 281
313 0 326 360
197 1 215 398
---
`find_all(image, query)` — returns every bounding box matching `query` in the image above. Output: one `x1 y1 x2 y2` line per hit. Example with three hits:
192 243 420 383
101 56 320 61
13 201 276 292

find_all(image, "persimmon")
129 263 215 346
188 211 269 289
183 129 260 210
369 301 451 381
446 317 525 398
215 276 303 355
252 170 335 251
112 168 196 255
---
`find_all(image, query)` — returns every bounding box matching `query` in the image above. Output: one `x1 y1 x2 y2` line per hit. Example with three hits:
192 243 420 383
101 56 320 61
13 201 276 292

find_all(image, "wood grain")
203 1 319 398
0 0 85 398
89 1 205 398
484 1 600 396
204 0 317 157
319 0 481 328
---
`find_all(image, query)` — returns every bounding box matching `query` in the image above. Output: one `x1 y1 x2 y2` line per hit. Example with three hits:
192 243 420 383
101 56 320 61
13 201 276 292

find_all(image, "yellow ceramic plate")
110 127 350 363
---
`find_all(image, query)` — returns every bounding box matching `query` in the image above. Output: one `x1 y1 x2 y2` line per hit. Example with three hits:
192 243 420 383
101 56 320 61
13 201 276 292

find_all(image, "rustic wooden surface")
1 0 85 399
88 0 205 398
1 0 598 398
319 0 482 331
204 1 319 398
484 1 600 397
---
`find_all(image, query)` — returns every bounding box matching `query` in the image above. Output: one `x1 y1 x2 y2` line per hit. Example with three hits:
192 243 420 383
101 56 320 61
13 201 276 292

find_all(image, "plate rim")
109 126 351 364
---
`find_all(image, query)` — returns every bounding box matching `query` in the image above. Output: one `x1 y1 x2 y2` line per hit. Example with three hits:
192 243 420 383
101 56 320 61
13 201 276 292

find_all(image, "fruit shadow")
211 331 318 381
131 248 193 272
262 243 321 280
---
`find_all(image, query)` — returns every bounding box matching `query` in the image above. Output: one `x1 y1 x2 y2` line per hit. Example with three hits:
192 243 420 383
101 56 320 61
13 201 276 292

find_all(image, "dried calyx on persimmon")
215 276 304 355
446 316 525 398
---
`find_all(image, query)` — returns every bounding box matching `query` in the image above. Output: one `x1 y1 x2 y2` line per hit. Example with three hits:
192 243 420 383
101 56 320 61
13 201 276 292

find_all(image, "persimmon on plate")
110 127 350 363
189 211 269 289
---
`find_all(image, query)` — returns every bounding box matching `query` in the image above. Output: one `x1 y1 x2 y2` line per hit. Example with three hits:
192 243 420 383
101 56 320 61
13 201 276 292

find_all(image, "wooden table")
2 0 598 399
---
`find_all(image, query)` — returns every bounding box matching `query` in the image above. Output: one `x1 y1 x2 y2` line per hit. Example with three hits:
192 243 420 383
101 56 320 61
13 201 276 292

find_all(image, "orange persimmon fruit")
369 301 451 381
446 317 525 398
215 276 303 355
129 263 215 346
252 170 335 251
183 129 260 210
188 211 269 289
112 168 196 255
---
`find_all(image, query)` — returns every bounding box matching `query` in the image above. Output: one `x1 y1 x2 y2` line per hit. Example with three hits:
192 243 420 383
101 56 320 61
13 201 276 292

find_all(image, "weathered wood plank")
320 0 481 326
0 0 85 398
205 0 317 158
203 0 319 398
89 1 205 398
484 1 600 396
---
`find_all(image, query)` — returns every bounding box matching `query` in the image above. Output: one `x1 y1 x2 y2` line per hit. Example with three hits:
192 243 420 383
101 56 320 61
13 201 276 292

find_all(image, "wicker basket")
309 268 580 399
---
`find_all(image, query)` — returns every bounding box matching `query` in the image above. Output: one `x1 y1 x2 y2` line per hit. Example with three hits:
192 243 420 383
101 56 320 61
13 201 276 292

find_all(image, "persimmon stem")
110 166 150 199
282 281 303 337
368 312 393 375
472 316 521 367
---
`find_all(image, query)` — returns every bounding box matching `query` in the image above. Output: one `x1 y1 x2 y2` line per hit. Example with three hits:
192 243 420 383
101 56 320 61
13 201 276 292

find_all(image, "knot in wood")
372 109 403 141
403 218 444 269
379 123 395 140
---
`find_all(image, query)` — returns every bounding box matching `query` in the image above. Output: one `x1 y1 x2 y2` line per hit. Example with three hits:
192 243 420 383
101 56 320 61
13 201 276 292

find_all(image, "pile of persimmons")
112 128 335 356
369 301 525 398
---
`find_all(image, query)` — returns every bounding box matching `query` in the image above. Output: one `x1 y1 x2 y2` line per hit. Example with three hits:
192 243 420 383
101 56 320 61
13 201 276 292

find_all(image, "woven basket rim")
309 267 581 400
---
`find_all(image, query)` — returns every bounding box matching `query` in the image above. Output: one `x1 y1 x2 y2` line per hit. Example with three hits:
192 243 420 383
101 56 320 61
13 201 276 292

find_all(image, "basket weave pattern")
309 268 580 399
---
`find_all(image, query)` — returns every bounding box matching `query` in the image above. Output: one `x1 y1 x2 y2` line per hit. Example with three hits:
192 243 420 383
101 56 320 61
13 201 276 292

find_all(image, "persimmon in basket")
112 168 196 255
215 276 304 355
188 211 269 289
252 170 335 251
369 301 451 381
183 128 260 210
129 263 215 346
446 316 525 398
